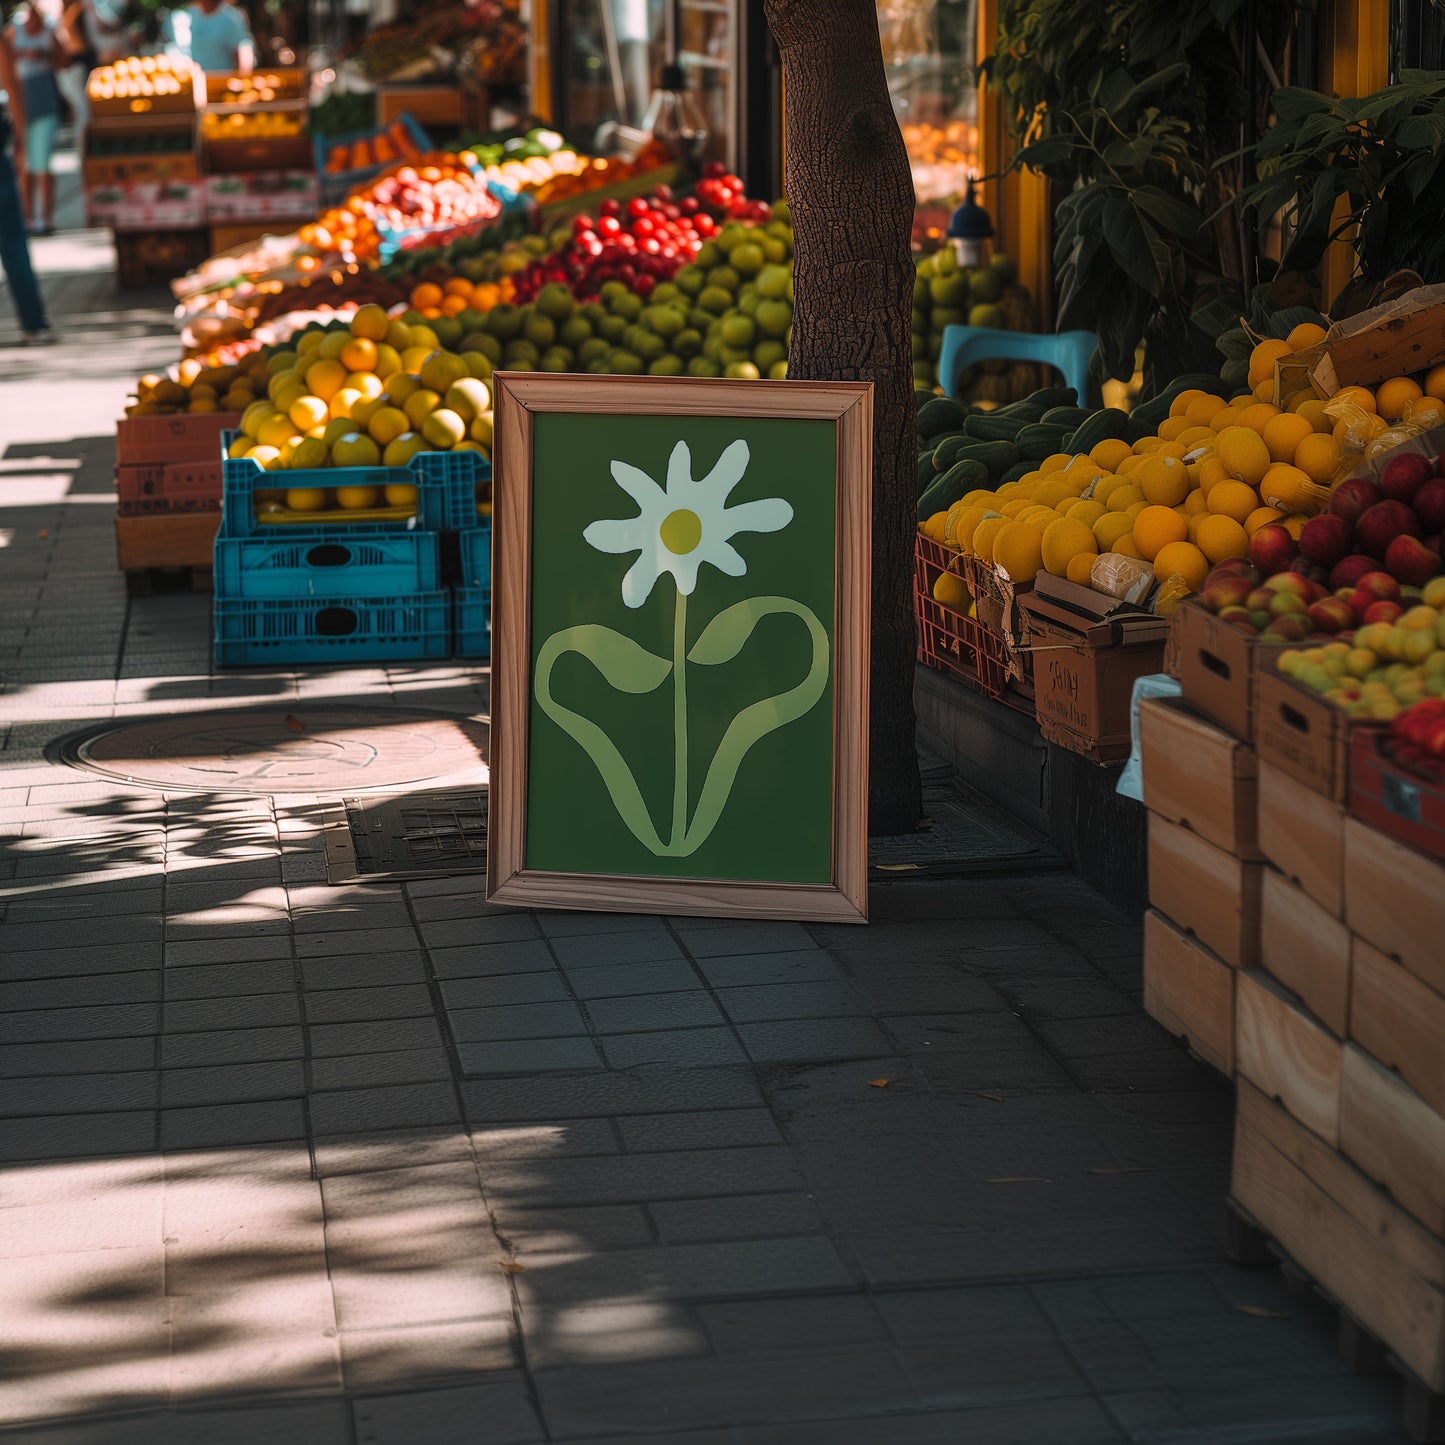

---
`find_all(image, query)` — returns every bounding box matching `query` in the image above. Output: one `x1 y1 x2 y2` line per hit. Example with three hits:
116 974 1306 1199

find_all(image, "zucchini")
917 457 989 521
1021 384 1078 410
917 451 938 493
997 461 1034 487
917 395 967 440
1066 407 1131 455
1039 405 1093 430
1016 424 1073 463
964 409 1038 443
954 439 1020 479
930 433 975 472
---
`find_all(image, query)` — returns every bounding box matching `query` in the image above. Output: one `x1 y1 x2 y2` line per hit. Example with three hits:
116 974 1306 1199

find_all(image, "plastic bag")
1090 552 1155 605
1116 673 1182 802
1153 573 1192 617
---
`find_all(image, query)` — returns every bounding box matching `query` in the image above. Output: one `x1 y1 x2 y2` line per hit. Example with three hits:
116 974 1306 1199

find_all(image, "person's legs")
24 116 59 231
56 62 89 131
0 146 50 335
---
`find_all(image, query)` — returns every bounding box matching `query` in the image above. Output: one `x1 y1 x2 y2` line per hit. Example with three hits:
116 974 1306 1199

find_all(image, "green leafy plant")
981 0 1294 393
1235 71 1445 310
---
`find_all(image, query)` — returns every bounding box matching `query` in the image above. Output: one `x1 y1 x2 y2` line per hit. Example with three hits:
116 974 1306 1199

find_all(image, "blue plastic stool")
937 326 1097 406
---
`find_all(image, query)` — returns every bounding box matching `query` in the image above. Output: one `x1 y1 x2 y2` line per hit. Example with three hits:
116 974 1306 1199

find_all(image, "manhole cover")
324 788 488 882
60 708 488 796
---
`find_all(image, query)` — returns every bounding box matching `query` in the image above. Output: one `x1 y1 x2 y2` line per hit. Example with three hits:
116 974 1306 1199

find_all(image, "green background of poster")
525 410 837 883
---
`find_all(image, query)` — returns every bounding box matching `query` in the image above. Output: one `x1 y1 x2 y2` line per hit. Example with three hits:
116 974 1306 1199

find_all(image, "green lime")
648 354 685 375
523 313 556 348
687 355 722 377
698 286 733 315
707 265 741 293
536 282 575 320
768 360 787 380
560 315 593 348
608 350 643 374
672 328 702 358
720 314 755 348
724 361 760 380
729 242 765 275
756 265 789 300
755 300 791 337
674 265 705 296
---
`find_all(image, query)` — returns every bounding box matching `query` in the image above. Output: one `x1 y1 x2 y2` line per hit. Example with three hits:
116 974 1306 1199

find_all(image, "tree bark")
762 0 922 837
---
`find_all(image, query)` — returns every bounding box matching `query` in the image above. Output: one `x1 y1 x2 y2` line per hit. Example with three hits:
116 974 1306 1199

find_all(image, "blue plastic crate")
214 528 442 600
214 591 450 667
452 585 491 659
221 435 489 538
455 521 492 590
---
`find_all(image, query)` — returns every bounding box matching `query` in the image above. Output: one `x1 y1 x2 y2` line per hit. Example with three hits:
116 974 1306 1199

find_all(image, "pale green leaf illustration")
535 625 673 856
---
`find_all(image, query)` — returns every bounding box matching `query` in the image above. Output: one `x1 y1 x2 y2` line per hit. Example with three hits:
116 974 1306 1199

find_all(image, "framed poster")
487 374 872 923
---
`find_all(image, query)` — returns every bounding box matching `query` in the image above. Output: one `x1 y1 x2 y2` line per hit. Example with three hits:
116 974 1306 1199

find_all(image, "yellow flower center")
659 508 702 555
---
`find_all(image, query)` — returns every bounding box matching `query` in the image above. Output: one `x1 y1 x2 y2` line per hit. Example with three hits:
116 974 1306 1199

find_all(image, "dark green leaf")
1131 185 1204 240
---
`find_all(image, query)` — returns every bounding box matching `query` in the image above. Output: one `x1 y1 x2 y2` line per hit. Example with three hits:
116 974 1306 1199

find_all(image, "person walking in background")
3 1 64 235
165 0 253 74
0 28 54 342
55 0 92 132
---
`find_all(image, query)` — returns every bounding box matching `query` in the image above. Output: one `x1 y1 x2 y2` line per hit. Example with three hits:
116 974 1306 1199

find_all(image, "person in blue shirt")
165 0 254 74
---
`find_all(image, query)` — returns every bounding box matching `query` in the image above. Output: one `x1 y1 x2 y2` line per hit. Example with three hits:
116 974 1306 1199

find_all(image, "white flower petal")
610 459 666 510
621 553 663 609
669 550 705 596
697 439 751 502
664 440 694 500
583 517 649 554
696 538 747 577
721 496 793 537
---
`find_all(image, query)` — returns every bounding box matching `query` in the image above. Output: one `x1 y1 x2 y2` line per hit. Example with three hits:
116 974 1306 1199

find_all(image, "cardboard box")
1232 1081 1445 1393
1305 282 1445 398
82 151 199 187
1349 727 1445 867
1236 969 1344 1146
1259 867 1350 1037
1021 577 1169 762
1340 1044 1445 1239
1147 814 1262 969
1175 600 1282 742
114 511 220 572
1257 760 1346 917
1140 697 1260 859
202 171 319 221
1345 815 1445 997
1253 659 1363 802
114 412 237 467
1351 935 1445 1121
1142 909 1235 1075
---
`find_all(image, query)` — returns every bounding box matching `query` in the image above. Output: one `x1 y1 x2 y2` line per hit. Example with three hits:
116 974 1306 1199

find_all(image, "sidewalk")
0 234 1410 1444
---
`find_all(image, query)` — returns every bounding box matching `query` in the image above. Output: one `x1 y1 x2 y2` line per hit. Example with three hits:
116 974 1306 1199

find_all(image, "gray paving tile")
159 1097 307 1150
159 1025 305 1069
489 1202 654 1252
737 1019 893 1064
550 929 686 969
602 1028 749 1070
0 914 163 950
164 935 293 967
718 981 869 1023
430 939 557 980
300 952 427 990
4 1001 158 1042
694 949 846 989
0 1108 154 1161
440 972 569 1010
536 911 668 937
290 902 413 933
0 969 158 1010
162 959 296 1000
0 1034 156 1077
0 1069 159 1116
698 1294 890 1356
310 1017 445 1057
460 1068 762 1123
163 992 302 1033
303 983 436 1024
876 1285 1054 1345
0 940 161 980
649 1192 825 1245
618 1108 781 1154
563 957 701 999
419 914 541 949
309 1081 461 1135
294 925 422 959
447 1000 587 1043
352 1377 545 1445
311 1048 455 1092
585 991 726 1035
456 1037 606 1076
159 1060 306 1109
677 922 818 957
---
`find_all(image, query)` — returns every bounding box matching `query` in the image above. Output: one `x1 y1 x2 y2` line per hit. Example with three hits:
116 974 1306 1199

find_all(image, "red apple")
1298 513 1353 567
1249 523 1298 576
1378 451 1433 502
1267 614 1311 642
1245 587 1275 612
1357 499 1423 558
1427 535 1444 558
1413 478 1445 533
1217 605 1256 632
1355 571 1402 602
1268 590 1308 617
1206 559 1259 587
1328 476 1381 527
1203 574 1255 612
1307 597 1355 634
1427 718 1445 760
1385 533 1444 587
1330 554 1379 590
1363 599 1404 624
1264 571 1314 598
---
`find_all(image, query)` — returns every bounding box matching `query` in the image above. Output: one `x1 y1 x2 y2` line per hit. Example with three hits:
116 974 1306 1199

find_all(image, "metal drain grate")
324 788 488 882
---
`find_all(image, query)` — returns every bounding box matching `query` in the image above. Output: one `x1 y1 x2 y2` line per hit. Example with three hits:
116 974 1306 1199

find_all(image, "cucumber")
1016 424 1073 463
917 451 938 493
954 439 1020 479
917 395 967 440
1066 407 1131 455
917 457 990 520
964 409 1039 443
930 433 974 472
1021 384 1078 410
997 461 1034 487
1039 406 1094 430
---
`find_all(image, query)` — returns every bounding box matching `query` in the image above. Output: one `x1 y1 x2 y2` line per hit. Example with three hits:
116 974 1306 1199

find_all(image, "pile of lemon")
927 325 1445 596
227 303 495 481
128 355 271 416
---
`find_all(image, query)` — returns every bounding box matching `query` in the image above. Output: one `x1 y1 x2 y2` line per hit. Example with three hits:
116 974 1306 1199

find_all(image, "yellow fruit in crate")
420 351 468 394
384 483 418 506
444 378 491 422
368 406 411 447
1281 513 1308 539
999 498 1032 518
1286 322 1327 351
1295 398 1331 432
1261 465 1317 514
1092 475 1126 506
1126 501 1149 520
1262 412 1313 464
1245 505 1284 535
1409 398 1445 428
286 487 327 510
188 397 217 413
386 319 413 352
1090 438 1133 472
1207 480 1260 524
992 521 1045 582
305 359 347 402
1334 384 1378 415
1236 402 1281 435
266 349 297 375
403 389 441 428
422 409 466 450
1185 394 1228 426
1113 535 1144 558
329 389 362 421
1376 376 1423 420
346 372 384 403
469 412 494 448
1169 389 1205 418
933 569 971 607
1133 505 1188 561
1217 426 1271 486
318 332 350 361
1066 553 1096 587
1252 377 1276 402
408 325 440 350
373 343 402 380
462 351 494 380
256 413 299 450
1107 484 1145 513
290 436 329 470
1041 517 1097 576
339 337 377 373
332 432 382 468
1158 416 1192 442
385 372 421 404
350 304 390 342
1039 453 1070 474
336 485 380 509
922 512 948 542
383 431 429 468
1182 489 1207 516
1294 432 1342 484
227 435 253 458
1334 412 1388 446
1154 540 1209 591
971 514 1008 561
289 395 329 431
401 345 434 374
1175 426 1216 450
1195 514 1250 564
1248 338 1292 385
1093 512 1135 550
297 331 324 355
1068 499 1108 527
1137 454 1189 507
349 396 382 430
246 445 281 470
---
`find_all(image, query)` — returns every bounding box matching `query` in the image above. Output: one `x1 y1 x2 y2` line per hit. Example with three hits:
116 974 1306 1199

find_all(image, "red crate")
1349 727 1445 865
115 412 239 466
116 460 223 516
913 532 1009 701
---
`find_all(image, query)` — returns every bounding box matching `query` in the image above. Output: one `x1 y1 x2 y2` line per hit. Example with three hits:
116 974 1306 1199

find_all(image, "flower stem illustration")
535 438 829 858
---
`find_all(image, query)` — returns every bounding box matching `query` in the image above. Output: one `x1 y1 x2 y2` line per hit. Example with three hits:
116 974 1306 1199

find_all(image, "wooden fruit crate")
115 511 219 593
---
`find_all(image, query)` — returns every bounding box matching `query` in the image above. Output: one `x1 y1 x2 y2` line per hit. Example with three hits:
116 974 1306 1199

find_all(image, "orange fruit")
1236 402 1282 434
1333 412 1387 446
1260 465 1317 514
443 276 473 297
1332 384 1377 415
1248 338 1292 385
1185 393 1228 426
1261 412 1313 464
1295 398 1331 433
339 336 377 373
1089 438 1133 472
1158 416 1193 442
1106 484 1145 513
1040 517 1097 576
1132 505 1188 561
1093 513 1135 550
1196 454 1229 497
1112 535 1144 559
350 303 390 342
1182 488 1207 516
411 281 444 310
1206 480 1260 524
1216 426 1271 486
1195 514 1250 564
1425 364 1445 401
1065 553 1096 587
305 358 347 403
1169 388 1206 419
1153 540 1210 591
1286 322 1327 351
1245 506 1285 535
1293 432 1342 484
1375 375 1423 420
992 521 1045 582
1135 453 1190 507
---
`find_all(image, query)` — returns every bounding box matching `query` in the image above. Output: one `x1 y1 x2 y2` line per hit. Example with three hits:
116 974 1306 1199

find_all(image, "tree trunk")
762 0 923 837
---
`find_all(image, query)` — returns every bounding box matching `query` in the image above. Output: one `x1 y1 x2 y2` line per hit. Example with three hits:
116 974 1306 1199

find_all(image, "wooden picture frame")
487 373 871 924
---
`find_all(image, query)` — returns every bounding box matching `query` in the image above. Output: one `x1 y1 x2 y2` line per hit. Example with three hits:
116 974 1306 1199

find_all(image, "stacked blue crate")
452 523 491 659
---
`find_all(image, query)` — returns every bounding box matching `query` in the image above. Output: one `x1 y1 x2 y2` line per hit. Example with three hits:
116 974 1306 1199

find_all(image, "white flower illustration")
583 439 794 608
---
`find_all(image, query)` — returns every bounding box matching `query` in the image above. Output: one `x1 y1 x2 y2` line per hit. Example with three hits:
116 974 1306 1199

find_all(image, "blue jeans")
0 143 48 333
